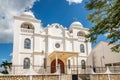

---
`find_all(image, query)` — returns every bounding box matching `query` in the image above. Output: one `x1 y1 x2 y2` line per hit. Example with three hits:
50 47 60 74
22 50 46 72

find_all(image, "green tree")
85 0 120 52
0 61 12 74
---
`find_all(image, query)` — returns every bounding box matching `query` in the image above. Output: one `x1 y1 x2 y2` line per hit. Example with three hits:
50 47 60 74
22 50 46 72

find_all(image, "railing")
21 28 34 33
109 66 120 73
11 65 120 74
91 66 120 73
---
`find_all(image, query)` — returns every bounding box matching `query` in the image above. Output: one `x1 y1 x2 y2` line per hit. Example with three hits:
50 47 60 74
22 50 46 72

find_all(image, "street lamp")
30 30 34 68
55 43 60 73
101 56 105 68
77 53 79 80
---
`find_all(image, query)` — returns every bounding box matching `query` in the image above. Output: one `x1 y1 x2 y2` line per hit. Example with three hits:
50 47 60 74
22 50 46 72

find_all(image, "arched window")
24 38 31 49
23 58 30 69
80 44 85 53
81 60 86 69
77 31 85 36
55 25 59 28
21 22 34 29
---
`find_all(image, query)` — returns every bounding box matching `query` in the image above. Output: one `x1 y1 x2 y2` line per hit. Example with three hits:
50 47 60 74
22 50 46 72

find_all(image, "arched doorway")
51 59 65 73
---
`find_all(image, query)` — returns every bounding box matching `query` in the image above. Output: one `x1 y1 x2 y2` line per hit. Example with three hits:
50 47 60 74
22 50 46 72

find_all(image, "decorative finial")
25 7 30 12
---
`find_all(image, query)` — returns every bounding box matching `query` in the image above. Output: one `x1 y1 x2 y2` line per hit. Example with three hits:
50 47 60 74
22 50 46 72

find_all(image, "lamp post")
101 57 103 68
55 50 58 72
101 56 105 67
92 52 96 72
77 53 79 80
32 30 35 68
30 30 34 68
55 43 60 73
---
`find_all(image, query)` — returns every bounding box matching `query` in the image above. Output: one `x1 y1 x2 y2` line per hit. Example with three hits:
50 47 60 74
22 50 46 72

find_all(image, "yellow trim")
49 51 79 64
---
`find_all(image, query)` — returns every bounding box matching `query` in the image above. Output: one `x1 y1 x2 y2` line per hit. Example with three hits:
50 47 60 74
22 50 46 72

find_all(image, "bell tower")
12 12 41 74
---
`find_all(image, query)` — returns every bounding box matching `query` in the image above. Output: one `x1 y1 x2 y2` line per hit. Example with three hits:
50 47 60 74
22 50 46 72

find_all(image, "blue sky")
0 0 107 64
31 0 92 27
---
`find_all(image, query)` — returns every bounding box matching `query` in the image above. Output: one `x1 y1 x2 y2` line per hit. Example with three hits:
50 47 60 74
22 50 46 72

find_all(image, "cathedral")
12 12 91 74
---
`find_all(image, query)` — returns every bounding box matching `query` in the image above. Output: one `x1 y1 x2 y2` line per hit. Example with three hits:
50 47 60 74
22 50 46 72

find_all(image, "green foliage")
1 70 8 74
0 60 12 74
85 0 120 52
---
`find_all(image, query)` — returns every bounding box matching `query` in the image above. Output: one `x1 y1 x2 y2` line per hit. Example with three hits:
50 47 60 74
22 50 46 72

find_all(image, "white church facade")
12 12 92 74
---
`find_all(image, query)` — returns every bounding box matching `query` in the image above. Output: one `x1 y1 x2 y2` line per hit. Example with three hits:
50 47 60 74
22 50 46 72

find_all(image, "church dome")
21 11 35 18
70 21 83 28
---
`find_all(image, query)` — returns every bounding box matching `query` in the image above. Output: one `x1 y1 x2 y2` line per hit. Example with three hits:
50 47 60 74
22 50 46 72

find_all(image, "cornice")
70 27 89 31
20 52 32 54
20 52 44 55
20 33 86 42
14 16 40 23
78 56 87 58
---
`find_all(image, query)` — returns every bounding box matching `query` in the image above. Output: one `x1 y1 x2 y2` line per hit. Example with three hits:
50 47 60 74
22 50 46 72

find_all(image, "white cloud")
66 0 83 5
1 58 7 61
104 33 109 37
0 0 39 43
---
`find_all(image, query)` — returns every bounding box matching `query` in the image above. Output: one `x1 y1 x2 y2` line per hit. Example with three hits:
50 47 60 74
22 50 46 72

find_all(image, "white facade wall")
88 41 120 67
12 12 92 74
65 39 73 52
34 36 41 52
39 37 46 52
34 55 44 66
48 25 64 37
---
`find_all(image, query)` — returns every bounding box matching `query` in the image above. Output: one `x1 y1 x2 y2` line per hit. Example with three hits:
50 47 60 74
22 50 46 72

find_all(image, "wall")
0 75 59 80
0 75 29 80
92 74 120 80
0 74 120 80
13 14 92 74
88 41 120 67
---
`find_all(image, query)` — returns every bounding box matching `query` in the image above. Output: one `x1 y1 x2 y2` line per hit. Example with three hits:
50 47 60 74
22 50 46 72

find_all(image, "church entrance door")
51 59 65 73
